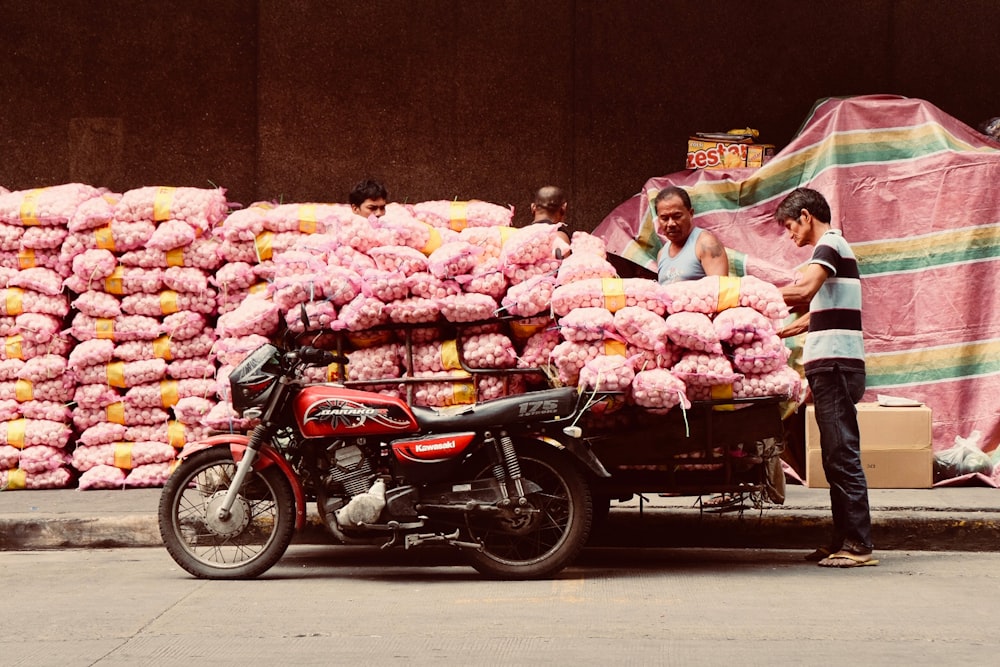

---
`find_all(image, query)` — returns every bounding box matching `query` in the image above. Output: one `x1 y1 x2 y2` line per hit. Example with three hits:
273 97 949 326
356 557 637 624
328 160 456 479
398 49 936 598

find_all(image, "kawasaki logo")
414 441 457 453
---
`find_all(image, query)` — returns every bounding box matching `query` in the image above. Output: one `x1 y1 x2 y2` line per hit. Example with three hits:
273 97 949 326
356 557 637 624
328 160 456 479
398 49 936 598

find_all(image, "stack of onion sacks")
63 186 228 488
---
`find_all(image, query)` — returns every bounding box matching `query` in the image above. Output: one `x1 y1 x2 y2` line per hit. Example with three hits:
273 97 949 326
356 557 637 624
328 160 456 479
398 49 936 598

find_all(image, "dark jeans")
806 365 873 553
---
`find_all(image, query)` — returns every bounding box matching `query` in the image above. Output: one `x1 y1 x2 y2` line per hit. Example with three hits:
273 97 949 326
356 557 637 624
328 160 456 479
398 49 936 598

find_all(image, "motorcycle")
158 339 609 580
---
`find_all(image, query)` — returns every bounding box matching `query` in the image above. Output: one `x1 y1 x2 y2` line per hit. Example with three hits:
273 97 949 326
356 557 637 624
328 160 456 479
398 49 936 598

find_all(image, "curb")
5 508 1000 552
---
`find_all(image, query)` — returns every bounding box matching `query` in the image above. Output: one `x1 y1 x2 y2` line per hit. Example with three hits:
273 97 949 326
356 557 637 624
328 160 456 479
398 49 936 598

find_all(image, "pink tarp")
594 95 1000 458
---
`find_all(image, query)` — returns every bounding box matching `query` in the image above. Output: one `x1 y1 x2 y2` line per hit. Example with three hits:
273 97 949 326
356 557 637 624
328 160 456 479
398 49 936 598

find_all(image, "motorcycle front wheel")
464 440 592 580
158 446 296 579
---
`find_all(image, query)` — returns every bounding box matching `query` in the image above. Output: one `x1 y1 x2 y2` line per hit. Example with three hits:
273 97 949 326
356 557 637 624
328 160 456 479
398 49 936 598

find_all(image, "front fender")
532 435 611 478
178 434 308 531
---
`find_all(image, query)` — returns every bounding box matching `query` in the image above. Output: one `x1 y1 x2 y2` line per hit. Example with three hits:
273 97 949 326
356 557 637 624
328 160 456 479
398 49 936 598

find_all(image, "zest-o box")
686 138 775 170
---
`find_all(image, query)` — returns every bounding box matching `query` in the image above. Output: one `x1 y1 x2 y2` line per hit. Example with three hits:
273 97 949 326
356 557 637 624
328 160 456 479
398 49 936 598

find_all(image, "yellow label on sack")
254 231 274 261
19 189 43 226
440 339 462 370
249 281 268 295
106 361 126 388
601 278 627 312
153 186 177 221
7 419 26 449
325 363 343 382
510 319 548 341
168 421 186 449
419 225 443 256
166 247 185 267
96 318 115 340
5 335 24 360
448 201 469 231
160 379 179 408
152 335 173 360
106 402 125 424
94 225 116 251
346 330 392 349
711 383 736 411
5 288 24 316
603 340 627 357
6 468 27 489
498 226 516 244
15 379 33 402
113 442 134 470
17 248 36 269
105 266 125 295
717 276 741 312
298 204 318 234
160 290 179 315
452 379 476 404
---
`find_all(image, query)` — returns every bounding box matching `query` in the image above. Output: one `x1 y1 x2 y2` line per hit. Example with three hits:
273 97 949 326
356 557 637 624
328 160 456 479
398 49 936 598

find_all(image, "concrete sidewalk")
1 484 998 552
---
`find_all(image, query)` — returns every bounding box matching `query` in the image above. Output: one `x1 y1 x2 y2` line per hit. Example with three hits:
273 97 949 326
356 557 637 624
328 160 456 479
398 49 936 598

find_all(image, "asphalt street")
2 545 999 666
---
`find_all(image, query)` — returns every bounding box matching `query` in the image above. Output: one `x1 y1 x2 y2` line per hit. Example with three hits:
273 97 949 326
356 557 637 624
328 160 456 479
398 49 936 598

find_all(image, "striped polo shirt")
803 229 865 373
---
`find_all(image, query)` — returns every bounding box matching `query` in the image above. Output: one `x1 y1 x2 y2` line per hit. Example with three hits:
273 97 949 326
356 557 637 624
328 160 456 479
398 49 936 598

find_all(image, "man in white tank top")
654 186 728 284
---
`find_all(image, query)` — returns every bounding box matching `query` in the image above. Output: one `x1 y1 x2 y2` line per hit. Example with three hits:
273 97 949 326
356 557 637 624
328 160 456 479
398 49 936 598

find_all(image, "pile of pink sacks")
546 273 804 414
0 183 228 490
214 199 576 409
0 184 92 489
63 186 226 489
0 179 808 491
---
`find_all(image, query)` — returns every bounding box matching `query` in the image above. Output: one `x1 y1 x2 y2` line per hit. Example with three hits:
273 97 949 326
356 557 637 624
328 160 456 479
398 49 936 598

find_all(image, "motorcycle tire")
158 446 296 580
464 440 593 580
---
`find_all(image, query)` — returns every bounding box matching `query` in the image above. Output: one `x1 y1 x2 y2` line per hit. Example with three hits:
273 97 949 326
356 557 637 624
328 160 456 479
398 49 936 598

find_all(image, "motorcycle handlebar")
295 346 348 367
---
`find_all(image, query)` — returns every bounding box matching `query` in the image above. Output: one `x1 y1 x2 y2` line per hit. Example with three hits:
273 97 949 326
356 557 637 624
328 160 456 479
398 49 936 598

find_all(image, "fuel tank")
295 385 419 438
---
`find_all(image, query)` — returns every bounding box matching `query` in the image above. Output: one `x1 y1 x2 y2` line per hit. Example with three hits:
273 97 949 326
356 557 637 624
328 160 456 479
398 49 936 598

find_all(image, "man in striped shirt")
776 188 876 568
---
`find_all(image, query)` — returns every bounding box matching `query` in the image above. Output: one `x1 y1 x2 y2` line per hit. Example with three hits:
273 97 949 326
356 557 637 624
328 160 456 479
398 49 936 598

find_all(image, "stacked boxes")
805 403 934 489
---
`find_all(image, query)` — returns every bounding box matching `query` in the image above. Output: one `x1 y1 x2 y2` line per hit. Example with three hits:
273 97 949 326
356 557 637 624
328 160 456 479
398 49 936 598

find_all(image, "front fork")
216 423 269 520
485 430 527 507
216 374 292 520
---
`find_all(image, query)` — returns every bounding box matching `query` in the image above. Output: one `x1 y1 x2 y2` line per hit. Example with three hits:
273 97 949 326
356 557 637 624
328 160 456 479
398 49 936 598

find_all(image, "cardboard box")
805 403 933 489
686 138 775 170
806 448 934 489
806 403 932 451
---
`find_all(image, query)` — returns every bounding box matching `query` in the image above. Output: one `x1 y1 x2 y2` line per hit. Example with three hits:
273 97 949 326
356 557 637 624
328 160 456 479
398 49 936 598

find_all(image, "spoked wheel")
464 441 592 580
158 447 295 579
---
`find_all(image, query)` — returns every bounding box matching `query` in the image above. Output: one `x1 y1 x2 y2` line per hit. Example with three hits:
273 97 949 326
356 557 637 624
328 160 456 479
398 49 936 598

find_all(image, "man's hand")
778 313 810 338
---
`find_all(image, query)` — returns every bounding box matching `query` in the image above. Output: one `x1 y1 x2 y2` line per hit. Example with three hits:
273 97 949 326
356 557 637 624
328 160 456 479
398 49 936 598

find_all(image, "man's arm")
780 263 830 309
696 230 730 277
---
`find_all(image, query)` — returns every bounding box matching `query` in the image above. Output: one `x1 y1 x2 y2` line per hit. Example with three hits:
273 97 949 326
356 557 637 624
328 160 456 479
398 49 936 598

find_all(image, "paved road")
2 545 998 665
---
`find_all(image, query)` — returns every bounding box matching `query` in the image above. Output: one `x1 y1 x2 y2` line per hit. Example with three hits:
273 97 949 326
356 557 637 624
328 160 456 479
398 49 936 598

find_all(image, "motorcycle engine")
321 443 376 499
316 443 378 527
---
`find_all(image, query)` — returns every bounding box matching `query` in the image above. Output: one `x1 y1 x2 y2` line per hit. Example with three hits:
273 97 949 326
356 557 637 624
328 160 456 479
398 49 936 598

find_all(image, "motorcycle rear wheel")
158 447 296 580
464 441 592 580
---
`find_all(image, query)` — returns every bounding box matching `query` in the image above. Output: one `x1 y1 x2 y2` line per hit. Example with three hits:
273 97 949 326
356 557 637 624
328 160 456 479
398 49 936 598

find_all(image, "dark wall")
2 1 998 231
0 1 258 203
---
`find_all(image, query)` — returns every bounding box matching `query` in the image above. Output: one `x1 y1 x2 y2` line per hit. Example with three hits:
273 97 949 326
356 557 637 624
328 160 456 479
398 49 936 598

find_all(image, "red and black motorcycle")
158 342 608 580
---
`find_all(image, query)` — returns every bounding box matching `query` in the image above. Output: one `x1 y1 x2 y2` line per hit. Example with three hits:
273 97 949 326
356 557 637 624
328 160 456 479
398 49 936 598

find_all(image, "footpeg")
403 529 482 551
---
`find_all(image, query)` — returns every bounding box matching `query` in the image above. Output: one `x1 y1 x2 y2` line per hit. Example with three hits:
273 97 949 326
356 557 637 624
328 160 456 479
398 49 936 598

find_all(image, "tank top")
657 227 705 284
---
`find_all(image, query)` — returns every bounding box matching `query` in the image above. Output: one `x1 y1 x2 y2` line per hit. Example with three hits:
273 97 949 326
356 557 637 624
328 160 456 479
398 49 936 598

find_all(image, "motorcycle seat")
409 386 580 432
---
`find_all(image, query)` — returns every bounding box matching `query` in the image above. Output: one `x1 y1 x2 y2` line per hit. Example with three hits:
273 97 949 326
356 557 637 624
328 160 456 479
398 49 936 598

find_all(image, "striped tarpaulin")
594 95 1000 453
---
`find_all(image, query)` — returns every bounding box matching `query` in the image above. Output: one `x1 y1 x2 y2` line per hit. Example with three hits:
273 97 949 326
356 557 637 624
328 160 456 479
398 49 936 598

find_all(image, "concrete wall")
2 1 998 232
